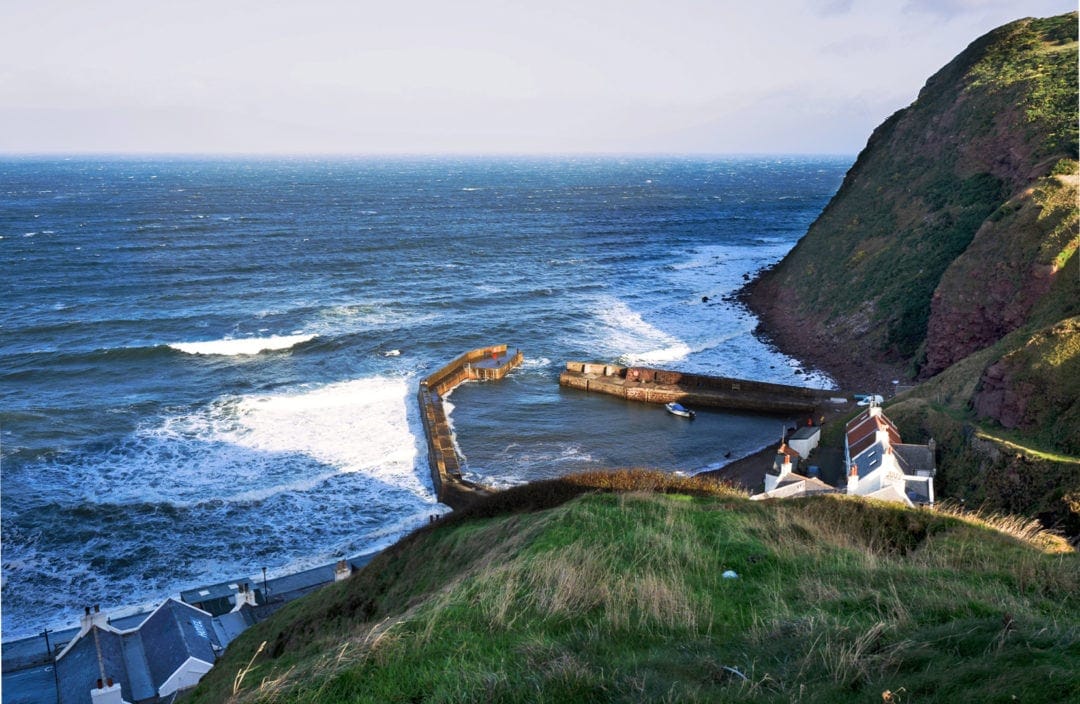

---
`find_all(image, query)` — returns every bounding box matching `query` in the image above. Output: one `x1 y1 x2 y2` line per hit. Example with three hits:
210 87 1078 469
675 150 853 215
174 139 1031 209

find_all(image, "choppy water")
0 155 848 638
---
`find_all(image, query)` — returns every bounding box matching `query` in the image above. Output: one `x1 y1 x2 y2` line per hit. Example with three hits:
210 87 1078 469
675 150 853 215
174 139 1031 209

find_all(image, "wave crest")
168 333 317 356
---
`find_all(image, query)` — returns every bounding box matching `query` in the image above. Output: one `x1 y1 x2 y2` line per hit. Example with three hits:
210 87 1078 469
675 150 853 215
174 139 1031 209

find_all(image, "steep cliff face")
749 13 1077 378
923 173 1078 375
747 13 1079 527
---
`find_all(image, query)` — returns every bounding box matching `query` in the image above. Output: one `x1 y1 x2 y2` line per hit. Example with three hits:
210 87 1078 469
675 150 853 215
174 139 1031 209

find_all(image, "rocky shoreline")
738 270 907 394
701 273 906 492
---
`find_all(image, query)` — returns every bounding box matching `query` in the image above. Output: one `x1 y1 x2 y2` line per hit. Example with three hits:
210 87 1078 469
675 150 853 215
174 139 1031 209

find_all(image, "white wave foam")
521 357 551 370
591 298 691 366
67 376 429 507
169 333 316 356
211 377 428 496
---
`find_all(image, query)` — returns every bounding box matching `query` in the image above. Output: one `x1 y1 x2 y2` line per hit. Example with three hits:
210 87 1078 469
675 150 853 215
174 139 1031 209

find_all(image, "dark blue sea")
0 155 849 639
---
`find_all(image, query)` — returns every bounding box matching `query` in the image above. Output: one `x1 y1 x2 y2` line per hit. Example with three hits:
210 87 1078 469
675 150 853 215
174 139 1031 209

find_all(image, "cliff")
747 13 1079 529
749 12 1077 377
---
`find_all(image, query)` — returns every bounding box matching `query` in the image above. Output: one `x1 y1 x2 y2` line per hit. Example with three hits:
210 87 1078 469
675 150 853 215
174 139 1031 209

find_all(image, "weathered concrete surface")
418 345 523 509
559 362 850 415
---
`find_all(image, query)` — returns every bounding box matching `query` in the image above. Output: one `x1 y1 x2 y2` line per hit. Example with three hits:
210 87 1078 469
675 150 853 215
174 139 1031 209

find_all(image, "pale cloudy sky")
1 0 1074 155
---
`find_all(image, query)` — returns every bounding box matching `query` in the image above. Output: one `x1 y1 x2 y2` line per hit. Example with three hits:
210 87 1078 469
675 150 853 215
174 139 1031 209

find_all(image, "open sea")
0 155 849 639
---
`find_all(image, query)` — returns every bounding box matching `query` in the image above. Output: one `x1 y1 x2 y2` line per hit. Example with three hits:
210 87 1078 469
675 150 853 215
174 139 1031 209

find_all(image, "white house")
752 442 835 500
844 404 935 506
787 424 821 459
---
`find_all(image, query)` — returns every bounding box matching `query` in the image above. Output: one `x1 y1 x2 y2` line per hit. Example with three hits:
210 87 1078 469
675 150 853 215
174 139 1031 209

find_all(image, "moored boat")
665 402 695 419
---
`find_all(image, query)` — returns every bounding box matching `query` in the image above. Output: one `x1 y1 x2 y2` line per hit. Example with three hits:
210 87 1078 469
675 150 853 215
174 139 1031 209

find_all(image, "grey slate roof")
894 444 935 474
141 600 218 691
56 599 222 704
851 441 887 477
904 477 934 504
789 426 820 441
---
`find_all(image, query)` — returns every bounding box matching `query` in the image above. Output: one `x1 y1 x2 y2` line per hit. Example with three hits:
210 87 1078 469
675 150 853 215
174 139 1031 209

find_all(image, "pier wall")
418 345 523 509
560 362 846 414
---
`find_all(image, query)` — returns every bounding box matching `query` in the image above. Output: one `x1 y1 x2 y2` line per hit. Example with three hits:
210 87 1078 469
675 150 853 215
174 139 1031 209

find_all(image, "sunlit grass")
974 428 1080 465
189 471 1079 704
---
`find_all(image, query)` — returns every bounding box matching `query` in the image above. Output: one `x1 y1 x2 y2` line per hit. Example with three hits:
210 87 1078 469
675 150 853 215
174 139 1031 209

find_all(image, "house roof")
769 443 800 473
56 627 154 704
894 444 935 473
851 441 888 478
752 474 836 500
790 425 821 441
862 483 914 507
904 476 934 504
141 599 217 689
56 599 222 704
846 409 901 458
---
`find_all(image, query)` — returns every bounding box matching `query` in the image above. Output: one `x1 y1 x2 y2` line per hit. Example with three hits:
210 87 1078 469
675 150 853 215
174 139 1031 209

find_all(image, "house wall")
157 657 214 698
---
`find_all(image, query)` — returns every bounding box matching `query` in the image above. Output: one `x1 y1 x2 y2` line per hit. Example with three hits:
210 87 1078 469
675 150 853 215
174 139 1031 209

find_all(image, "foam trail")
592 298 691 366
169 333 316 356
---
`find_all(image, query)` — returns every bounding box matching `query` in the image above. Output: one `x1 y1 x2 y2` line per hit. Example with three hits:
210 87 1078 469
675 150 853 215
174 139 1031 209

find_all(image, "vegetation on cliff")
747 13 1079 531
751 12 1076 370
190 472 1077 704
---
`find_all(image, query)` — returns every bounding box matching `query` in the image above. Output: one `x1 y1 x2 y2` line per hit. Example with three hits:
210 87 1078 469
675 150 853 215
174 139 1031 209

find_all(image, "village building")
786 423 821 459
751 442 835 500
55 587 257 704
844 404 935 506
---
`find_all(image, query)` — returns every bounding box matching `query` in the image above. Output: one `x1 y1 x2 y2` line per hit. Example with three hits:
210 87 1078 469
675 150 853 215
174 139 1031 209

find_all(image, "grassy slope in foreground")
190 473 1078 704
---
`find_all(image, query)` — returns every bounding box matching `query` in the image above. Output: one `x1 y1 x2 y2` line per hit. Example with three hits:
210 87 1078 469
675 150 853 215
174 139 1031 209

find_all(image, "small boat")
665 402 695 419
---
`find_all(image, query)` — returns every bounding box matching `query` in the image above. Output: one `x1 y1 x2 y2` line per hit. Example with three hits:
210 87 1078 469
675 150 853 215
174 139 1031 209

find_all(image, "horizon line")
0 150 858 160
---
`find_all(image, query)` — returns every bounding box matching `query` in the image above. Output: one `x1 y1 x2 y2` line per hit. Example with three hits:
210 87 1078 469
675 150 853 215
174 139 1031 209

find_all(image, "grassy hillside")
189 472 1078 704
749 13 1077 371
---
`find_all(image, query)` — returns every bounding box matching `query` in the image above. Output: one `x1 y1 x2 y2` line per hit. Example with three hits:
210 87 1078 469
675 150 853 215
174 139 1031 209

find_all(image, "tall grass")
193 472 1078 704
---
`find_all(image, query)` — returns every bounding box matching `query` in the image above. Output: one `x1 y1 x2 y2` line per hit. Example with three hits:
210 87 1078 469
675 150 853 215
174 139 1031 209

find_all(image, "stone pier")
418 345 524 509
559 362 849 415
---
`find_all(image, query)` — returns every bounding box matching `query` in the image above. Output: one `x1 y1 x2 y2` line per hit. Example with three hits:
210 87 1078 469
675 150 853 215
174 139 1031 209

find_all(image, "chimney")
90 680 124 704
232 583 257 612
334 559 352 582
847 464 860 495
779 454 793 478
81 605 109 634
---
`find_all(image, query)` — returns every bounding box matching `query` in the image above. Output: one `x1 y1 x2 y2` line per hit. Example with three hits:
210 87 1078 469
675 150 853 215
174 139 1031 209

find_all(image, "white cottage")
844 405 935 506
752 442 835 500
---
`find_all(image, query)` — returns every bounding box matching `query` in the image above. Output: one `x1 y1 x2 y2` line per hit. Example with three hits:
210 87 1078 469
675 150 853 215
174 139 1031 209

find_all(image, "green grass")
188 472 1078 704
974 428 1080 465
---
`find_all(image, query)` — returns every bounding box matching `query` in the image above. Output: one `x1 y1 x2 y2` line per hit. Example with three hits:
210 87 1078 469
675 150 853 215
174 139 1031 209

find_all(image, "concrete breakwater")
418 345 524 509
559 362 848 415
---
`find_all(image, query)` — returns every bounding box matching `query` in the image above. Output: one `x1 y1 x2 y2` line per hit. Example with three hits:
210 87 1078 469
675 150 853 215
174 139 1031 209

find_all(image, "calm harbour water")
0 155 849 638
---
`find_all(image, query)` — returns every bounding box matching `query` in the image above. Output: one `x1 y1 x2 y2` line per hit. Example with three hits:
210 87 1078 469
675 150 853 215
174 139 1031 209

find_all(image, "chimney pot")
97 679 103 690
107 678 113 687
94 605 100 613
85 606 91 615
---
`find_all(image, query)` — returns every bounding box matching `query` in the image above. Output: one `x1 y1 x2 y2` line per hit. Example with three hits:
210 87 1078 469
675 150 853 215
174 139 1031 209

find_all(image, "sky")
0 0 1075 155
